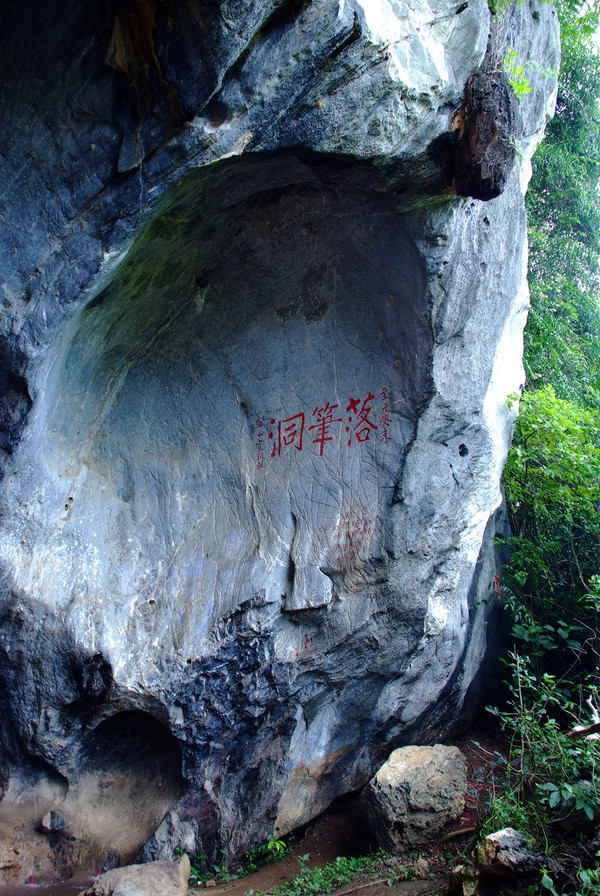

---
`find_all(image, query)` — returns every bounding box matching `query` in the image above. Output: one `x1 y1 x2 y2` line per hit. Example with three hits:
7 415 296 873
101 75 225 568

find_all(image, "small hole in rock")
458 443 469 457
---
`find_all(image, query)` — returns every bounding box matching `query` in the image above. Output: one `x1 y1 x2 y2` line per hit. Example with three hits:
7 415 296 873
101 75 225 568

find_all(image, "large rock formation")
0 0 558 882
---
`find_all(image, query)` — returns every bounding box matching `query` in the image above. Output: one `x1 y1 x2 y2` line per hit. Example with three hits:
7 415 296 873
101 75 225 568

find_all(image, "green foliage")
575 859 600 895
489 0 552 17
175 837 291 884
267 851 394 896
504 47 531 97
483 0 600 886
174 848 239 884
524 0 600 406
485 652 600 847
502 387 600 651
501 0 600 681
528 858 600 896
242 838 291 874
498 0 600 817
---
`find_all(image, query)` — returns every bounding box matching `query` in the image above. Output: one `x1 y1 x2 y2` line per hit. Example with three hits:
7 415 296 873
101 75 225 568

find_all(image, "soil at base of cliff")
0 719 508 896
191 719 509 896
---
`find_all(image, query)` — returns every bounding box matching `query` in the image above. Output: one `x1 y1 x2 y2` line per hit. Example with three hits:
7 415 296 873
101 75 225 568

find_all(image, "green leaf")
541 872 559 895
549 789 562 808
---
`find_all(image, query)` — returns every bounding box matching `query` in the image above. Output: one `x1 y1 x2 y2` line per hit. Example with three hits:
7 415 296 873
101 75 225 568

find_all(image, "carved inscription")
333 503 377 576
257 389 389 466
379 387 391 444
255 418 266 469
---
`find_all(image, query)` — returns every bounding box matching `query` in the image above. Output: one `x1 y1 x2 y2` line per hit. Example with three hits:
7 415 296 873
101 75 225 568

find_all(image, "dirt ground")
195 799 448 896
189 720 510 896
0 719 508 896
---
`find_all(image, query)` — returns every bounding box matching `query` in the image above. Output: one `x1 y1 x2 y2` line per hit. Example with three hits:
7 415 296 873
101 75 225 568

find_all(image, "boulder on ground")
475 827 545 878
449 828 571 896
361 744 467 849
83 854 190 896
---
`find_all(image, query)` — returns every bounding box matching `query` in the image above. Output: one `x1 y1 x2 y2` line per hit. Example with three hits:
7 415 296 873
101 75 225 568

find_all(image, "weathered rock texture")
361 744 467 848
0 0 558 881
449 828 570 896
83 855 190 896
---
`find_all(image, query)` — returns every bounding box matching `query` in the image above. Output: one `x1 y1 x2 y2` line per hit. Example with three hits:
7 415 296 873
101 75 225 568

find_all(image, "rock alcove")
1 154 434 862
9 154 430 648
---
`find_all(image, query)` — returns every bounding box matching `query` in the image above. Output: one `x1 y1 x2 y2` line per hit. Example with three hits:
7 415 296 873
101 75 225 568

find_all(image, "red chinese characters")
345 392 378 445
256 388 391 467
269 413 305 457
309 402 343 456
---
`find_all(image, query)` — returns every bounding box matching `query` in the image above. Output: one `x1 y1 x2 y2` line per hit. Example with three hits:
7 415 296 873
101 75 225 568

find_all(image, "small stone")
413 858 429 879
40 810 66 833
205 881 217 888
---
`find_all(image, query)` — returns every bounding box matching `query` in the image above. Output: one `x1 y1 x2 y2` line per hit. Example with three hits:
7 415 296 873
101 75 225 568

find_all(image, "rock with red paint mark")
83 854 190 896
361 745 467 848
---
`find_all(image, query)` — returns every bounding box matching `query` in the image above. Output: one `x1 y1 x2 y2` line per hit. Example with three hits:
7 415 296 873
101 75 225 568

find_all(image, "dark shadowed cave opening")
69 710 185 860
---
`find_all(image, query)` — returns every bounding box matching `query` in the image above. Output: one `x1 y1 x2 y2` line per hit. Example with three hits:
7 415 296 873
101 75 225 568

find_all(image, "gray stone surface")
0 0 559 881
362 744 467 848
449 828 570 896
83 855 190 896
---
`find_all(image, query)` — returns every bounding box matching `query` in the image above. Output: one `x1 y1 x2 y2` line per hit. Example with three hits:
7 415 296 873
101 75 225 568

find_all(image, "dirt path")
189 793 450 896
189 720 509 896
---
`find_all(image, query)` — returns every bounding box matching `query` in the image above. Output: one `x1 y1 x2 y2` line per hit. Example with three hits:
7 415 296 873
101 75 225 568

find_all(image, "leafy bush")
266 851 395 896
486 652 600 845
243 838 291 874
524 0 600 407
490 6 600 882
501 387 600 681
176 837 290 884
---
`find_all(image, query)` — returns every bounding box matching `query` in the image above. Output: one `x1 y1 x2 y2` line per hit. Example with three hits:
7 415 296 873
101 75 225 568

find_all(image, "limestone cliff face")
0 0 558 881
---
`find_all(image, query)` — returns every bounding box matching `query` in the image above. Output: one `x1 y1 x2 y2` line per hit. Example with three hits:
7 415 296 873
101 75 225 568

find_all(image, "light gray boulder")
449 828 571 896
362 744 467 848
83 855 190 896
